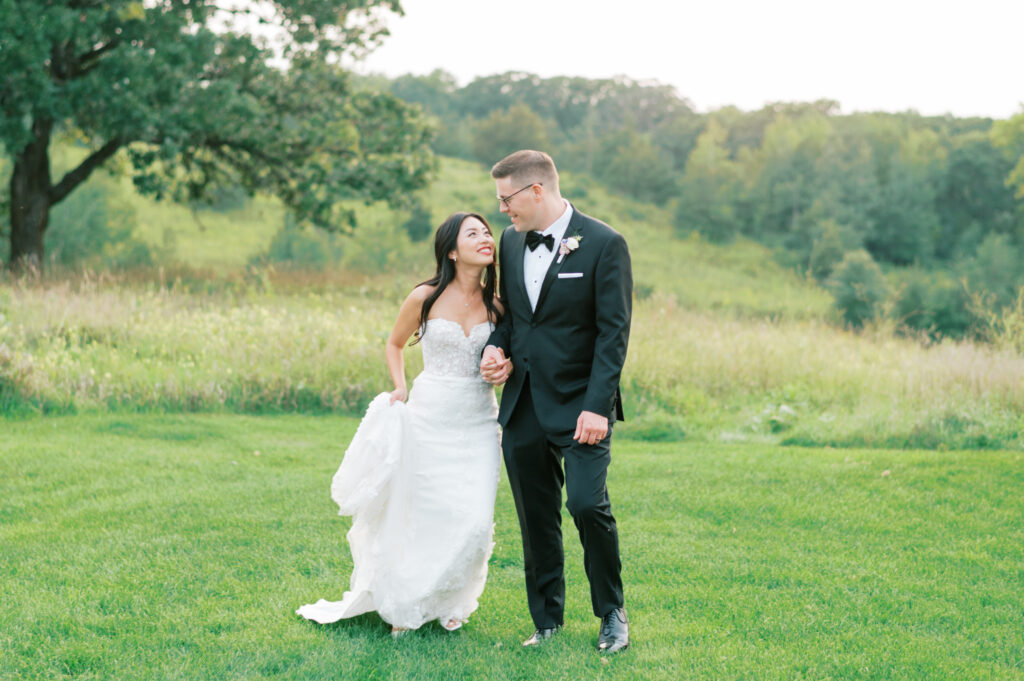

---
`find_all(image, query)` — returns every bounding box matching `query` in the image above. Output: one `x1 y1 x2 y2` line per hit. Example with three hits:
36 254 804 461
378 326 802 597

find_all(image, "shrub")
400 199 433 242
259 214 343 269
828 249 889 328
45 180 157 268
980 286 1024 354
965 233 1022 309
808 221 848 282
890 268 975 339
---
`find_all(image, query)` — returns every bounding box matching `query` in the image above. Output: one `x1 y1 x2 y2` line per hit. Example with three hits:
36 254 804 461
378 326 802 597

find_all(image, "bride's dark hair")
410 212 501 346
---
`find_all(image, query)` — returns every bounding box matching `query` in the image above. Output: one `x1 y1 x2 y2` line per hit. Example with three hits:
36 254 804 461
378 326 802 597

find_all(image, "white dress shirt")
523 201 573 312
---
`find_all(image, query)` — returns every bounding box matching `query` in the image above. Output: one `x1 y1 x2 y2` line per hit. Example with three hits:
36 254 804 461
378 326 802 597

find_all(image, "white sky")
348 0 1024 119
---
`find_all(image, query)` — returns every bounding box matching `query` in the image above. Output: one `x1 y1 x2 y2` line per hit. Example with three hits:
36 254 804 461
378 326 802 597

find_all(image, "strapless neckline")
426 317 491 339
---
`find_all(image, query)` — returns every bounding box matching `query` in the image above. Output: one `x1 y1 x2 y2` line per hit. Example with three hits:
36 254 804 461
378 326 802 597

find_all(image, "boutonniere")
556 234 582 264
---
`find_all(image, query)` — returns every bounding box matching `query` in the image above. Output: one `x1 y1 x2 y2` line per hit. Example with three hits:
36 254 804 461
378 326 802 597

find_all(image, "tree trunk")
8 118 54 270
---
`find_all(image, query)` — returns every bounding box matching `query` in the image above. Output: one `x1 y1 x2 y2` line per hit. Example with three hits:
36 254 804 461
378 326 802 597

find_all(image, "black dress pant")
501 374 624 628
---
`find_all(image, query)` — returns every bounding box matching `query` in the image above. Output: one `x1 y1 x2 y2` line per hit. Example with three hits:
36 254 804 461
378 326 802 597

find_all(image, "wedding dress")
296 318 500 630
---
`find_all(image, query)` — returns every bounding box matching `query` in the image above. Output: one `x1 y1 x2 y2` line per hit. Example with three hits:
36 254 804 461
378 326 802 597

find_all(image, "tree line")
367 69 1024 336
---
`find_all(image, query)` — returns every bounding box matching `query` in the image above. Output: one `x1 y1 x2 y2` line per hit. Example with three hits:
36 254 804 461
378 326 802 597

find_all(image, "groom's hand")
480 345 512 386
574 410 609 446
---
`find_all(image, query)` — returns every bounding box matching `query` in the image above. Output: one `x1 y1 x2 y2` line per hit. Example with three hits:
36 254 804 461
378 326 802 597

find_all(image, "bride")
296 212 509 636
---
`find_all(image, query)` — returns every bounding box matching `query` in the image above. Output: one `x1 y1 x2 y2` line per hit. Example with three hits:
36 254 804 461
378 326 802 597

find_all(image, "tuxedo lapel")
504 227 530 313
534 208 586 315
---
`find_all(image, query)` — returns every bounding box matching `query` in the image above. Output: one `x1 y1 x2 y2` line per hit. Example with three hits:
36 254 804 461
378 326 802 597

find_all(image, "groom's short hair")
491 150 559 189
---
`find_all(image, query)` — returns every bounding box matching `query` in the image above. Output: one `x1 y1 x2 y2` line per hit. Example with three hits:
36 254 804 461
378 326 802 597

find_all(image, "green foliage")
935 131 1018 259
864 146 943 266
890 268 975 339
592 128 677 205
469 103 550 166
651 114 705 172
454 72 691 134
965 233 1023 309
746 113 835 242
828 250 890 328
400 197 434 242
191 183 250 213
991 108 1024 199
674 119 741 242
373 72 1024 309
258 214 344 270
981 286 1024 354
1 0 433 263
48 190 141 268
807 220 852 282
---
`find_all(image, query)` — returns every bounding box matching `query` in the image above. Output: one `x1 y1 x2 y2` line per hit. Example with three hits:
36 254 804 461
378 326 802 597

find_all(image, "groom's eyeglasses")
497 183 542 208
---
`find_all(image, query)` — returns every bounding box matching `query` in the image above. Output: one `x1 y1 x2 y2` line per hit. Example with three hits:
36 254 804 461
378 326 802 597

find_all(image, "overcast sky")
348 0 1023 119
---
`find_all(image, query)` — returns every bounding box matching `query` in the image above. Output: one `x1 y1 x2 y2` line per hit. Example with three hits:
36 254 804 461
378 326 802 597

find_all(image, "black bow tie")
526 231 555 252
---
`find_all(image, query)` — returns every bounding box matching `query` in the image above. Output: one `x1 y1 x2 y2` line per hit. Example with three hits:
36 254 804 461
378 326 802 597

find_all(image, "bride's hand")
480 346 512 386
389 387 408 404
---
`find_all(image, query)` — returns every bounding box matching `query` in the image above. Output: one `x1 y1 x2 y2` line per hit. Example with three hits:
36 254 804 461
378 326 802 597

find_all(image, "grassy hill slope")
111 155 831 319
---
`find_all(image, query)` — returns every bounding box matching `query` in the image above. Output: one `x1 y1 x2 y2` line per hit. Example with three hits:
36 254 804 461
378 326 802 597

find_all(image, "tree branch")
76 39 122 75
205 137 294 189
49 137 123 205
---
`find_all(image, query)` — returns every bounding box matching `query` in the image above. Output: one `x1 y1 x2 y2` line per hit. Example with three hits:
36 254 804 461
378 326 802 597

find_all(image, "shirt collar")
539 200 573 243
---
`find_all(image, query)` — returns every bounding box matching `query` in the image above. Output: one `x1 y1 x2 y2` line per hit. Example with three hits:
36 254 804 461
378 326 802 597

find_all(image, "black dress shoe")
597 608 629 653
522 626 560 647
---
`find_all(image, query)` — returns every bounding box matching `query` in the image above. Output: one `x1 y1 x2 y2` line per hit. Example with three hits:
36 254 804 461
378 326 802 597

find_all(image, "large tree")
0 0 434 268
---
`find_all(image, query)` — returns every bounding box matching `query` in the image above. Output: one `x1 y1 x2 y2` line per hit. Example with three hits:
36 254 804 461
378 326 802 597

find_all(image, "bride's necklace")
454 286 478 307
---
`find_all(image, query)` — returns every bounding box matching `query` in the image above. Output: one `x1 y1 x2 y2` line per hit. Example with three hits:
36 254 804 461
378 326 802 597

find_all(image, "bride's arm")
384 285 432 403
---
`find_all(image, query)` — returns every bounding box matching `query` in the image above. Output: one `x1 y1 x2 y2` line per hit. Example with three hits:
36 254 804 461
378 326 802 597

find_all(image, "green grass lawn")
2 414 1022 680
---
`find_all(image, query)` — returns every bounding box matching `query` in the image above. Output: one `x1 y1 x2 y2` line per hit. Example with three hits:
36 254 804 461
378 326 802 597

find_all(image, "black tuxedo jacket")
487 206 632 433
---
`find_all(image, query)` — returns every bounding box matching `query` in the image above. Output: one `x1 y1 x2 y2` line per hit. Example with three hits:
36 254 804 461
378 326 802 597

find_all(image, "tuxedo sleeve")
485 228 513 357
583 233 632 418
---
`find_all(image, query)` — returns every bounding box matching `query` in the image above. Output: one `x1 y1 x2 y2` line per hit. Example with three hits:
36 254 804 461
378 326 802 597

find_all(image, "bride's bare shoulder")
408 283 438 303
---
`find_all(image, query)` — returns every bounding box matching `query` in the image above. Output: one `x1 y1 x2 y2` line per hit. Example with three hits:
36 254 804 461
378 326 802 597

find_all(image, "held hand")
492 358 512 386
574 410 609 446
389 386 408 404
480 346 512 386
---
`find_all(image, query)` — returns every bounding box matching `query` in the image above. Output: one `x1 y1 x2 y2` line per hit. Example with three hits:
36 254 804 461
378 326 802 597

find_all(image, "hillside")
103 155 830 319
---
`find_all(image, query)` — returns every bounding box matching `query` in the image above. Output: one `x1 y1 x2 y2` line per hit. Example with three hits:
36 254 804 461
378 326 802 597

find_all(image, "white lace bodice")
420 318 493 378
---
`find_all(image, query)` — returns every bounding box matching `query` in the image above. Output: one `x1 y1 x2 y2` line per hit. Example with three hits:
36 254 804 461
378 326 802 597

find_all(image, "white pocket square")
557 272 584 279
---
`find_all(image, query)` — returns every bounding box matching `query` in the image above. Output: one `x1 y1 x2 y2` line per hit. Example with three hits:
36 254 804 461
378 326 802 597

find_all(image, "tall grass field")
2 270 1023 449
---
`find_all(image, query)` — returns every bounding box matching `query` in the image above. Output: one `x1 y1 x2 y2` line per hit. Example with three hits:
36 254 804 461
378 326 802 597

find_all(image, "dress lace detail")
421 318 493 378
296 318 500 631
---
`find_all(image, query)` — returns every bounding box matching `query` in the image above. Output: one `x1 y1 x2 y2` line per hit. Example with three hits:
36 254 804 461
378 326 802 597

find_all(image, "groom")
480 150 632 654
